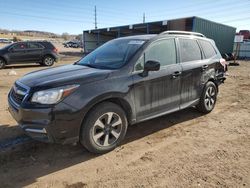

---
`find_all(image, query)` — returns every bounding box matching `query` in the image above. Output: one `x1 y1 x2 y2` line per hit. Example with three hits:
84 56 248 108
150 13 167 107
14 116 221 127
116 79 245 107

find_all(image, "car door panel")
26 43 44 62
180 60 209 108
131 38 181 121
132 64 182 120
8 43 28 63
177 38 209 109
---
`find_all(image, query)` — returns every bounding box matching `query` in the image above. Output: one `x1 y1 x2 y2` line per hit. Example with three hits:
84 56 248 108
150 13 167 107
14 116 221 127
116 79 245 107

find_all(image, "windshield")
77 39 145 69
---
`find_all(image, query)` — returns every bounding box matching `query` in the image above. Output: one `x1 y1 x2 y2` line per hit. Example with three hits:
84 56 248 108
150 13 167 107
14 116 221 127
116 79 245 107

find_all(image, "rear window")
199 40 217 58
179 38 202 62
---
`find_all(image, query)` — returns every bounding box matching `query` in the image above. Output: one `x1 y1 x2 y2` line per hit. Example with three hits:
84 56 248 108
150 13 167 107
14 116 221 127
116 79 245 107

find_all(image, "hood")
18 64 111 88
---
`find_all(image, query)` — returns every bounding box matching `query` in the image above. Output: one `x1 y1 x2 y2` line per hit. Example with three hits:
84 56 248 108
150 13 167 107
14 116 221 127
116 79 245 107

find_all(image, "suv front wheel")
80 102 128 154
42 56 55 66
196 81 218 113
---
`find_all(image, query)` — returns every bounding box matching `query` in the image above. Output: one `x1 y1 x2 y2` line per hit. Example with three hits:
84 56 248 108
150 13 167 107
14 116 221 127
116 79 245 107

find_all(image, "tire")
80 102 128 154
42 56 55 66
0 58 6 69
196 81 218 113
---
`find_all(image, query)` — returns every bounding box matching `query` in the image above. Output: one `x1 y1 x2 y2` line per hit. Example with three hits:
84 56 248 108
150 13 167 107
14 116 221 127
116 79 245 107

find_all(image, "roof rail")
160 30 206 38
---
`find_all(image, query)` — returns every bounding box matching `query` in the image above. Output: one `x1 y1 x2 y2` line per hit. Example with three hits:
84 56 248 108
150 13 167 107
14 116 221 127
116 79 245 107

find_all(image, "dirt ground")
0 60 250 188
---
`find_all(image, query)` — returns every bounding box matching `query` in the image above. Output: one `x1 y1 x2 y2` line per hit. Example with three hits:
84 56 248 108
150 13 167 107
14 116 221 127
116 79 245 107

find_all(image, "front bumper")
8 94 81 144
8 96 56 143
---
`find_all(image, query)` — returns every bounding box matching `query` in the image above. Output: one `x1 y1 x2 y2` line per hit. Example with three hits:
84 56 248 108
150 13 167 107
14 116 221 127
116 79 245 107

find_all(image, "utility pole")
143 12 145 23
94 5 97 29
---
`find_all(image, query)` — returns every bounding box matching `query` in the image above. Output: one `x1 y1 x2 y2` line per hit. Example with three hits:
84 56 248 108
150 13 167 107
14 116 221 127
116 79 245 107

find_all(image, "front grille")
10 83 28 105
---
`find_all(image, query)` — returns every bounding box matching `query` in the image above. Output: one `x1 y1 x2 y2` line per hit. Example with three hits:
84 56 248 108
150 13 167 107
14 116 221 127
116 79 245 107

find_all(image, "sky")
0 0 249 35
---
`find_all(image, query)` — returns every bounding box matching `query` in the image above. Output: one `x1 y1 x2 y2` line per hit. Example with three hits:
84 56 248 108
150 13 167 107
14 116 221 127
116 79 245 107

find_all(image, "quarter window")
199 40 217 58
179 38 202 62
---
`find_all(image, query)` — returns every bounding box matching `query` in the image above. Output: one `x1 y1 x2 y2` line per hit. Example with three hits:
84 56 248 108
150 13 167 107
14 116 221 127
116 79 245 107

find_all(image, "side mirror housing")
140 60 160 77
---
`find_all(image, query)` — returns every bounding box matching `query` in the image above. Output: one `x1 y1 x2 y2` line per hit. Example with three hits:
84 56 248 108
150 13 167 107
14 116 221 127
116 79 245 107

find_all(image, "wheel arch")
43 54 56 60
0 56 8 64
85 96 133 122
79 94 134 133
207 78 219 93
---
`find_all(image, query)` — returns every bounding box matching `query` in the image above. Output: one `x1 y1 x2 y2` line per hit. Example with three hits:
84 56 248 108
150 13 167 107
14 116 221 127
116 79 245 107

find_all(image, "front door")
132 38 182 121
8 43 29 63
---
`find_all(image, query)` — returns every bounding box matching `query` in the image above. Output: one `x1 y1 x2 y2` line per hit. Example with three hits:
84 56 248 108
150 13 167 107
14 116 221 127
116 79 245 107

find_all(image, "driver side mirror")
140 60 160 77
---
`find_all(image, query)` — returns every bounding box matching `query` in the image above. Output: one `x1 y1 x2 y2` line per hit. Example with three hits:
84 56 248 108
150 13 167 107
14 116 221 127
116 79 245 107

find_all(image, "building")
83 16 236 55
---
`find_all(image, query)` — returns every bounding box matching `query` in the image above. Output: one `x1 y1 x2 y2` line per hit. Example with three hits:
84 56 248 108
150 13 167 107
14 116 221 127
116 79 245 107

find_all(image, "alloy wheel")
92 112 123 147
44 57 54 66
204 86 216 110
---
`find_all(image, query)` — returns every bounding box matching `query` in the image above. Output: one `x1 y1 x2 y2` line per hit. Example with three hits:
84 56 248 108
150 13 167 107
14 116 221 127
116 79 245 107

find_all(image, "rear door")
26 42 44 62
132 38 182 121
177 38 209 108
8 43 28 63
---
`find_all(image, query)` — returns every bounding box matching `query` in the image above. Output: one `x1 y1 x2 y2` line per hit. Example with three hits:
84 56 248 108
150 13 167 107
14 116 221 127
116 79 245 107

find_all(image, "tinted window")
199 40 217 58
145 39 176 67
12 43 27 50
28 42 43 49
179 38 201 62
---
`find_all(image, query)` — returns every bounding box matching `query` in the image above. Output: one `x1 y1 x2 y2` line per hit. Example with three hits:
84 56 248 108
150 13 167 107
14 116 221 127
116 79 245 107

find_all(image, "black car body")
8 31 226 153
0 41 59 69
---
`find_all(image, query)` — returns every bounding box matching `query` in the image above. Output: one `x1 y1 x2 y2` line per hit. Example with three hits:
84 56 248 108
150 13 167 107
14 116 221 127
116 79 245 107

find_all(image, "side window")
28 43 43 49
12 43 27 50
179 38 202 62
134 39 176 71
199 40 217 58
145 39 176 67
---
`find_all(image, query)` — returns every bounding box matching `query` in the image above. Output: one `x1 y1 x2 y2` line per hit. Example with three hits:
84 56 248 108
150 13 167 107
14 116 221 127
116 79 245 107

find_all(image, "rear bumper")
216 72 226 85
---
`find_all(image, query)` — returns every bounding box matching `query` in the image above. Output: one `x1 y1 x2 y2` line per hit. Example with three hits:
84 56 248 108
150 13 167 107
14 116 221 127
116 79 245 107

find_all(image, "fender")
79 91 135 126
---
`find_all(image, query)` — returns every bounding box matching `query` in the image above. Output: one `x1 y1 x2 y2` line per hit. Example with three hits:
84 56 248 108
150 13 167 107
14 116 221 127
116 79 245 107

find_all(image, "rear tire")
196 81 217 113
42 56 55 66
80 102 128 154
0 58 6 69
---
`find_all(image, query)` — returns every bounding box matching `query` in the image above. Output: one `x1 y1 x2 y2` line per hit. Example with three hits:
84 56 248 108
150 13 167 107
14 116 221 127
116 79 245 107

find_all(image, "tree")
62 32 70 40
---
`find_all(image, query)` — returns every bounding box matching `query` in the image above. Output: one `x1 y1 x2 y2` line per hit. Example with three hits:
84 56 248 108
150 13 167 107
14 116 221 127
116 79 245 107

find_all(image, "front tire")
196 81 217 113
0 58 6 69
42 56 55 66
80 102 128 154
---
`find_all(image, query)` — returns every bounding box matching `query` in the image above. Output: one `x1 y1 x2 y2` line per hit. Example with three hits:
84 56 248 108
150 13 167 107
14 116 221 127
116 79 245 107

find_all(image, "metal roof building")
83 16 236 54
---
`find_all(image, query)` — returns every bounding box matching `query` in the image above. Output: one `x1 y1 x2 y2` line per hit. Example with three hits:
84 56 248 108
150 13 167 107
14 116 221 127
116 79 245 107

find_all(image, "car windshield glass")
77 39 145 69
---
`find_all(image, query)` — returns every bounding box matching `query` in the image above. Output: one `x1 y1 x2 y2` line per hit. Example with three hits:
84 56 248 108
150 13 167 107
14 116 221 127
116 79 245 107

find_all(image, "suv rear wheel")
80 102 128 154
0 58 6 69
196 81 217 113
42 56 55 66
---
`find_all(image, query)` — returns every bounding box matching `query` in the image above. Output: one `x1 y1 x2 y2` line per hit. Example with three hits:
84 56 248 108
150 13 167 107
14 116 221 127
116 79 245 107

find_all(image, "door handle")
202 64 208 70
172 71 182 79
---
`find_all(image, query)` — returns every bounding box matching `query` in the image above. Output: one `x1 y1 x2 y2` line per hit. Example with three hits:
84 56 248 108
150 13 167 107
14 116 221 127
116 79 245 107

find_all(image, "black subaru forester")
8 31 227 153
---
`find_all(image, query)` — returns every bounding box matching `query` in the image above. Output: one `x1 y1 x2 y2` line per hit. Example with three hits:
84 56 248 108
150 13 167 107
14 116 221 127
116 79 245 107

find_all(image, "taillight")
53 48 58 53
220 58 228 71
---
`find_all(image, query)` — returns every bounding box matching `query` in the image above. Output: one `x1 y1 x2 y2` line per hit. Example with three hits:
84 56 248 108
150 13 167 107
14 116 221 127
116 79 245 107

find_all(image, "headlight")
31 85 79 104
